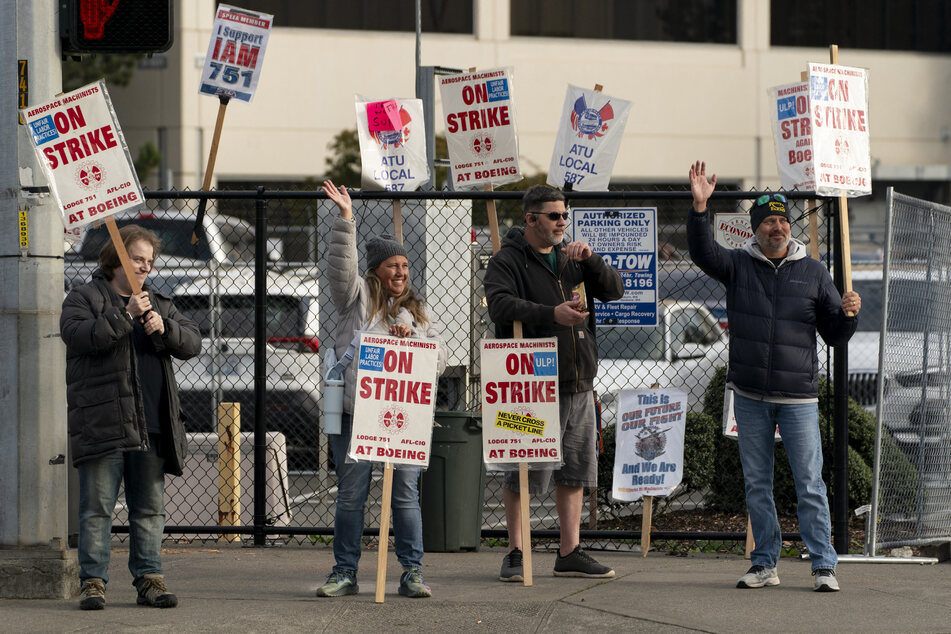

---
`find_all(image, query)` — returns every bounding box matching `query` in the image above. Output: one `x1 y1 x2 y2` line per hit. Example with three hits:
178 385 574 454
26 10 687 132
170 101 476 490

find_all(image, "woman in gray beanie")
316 179 447 600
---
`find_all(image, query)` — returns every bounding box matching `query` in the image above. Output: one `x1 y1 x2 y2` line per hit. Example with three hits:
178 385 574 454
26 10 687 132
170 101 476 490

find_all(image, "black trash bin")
420 411 484 552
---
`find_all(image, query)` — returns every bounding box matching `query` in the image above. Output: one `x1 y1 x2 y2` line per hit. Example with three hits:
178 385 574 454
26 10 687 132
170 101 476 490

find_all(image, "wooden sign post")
828 44 855 315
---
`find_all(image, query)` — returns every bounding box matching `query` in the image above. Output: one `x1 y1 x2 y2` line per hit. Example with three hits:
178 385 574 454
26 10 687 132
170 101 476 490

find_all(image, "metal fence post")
254 187 268 546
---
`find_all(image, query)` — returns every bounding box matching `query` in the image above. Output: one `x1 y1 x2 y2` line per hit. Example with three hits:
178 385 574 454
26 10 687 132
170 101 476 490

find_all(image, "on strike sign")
808 63 870 196
769 81 815 192
199 4 273 103
349 334 440 467
20 80 144 230
480 339 561 468
439 67 521 189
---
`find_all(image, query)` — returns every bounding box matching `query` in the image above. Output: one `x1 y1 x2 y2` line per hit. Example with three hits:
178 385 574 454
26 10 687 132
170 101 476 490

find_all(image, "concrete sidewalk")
2 543 949 632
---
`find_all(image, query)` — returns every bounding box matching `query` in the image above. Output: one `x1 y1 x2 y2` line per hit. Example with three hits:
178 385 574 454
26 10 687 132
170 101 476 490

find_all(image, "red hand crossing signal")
61 0 174 55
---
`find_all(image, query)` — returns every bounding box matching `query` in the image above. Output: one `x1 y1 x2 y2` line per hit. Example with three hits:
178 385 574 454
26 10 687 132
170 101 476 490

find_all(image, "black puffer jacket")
483 227 623 393
60 271 201 475
687 209 856 399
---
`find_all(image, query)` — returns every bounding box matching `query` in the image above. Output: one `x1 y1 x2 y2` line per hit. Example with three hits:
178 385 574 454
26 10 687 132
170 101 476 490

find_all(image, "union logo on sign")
75 161 106 191
372 106 413 149
471 134 493 155
571 95 614 140
379 406 408 435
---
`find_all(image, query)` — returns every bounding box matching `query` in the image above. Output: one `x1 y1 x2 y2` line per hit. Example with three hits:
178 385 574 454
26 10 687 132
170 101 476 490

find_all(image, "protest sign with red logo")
355 96 430 191
439 67 521 189
199 4 273 103
349 334 440 468
769 81 816 192
808 63 870 197
547 85 631 190
612 388 686 501
20 80 143 230
481 339 561 468
714 213 753 249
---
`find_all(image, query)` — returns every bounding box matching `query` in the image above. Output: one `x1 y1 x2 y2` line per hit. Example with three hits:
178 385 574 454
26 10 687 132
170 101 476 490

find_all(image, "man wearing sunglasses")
687 161 861 593
484 185 623 582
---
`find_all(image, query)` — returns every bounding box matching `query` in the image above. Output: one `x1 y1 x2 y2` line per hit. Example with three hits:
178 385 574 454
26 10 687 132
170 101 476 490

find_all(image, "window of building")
511 0 737 44
236 1 473 33
771 0 951 53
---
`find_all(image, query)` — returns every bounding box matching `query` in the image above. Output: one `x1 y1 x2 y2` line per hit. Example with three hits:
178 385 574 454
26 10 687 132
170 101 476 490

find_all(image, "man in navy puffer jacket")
687 161 861 593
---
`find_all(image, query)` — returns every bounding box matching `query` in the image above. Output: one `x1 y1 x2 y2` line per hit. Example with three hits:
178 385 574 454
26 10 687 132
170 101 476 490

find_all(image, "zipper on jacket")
528 245 581 391
764 261 783 394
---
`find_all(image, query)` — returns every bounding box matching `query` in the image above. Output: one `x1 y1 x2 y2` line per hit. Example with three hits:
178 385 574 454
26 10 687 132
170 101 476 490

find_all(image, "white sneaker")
813 568 840 592
736 565 780 588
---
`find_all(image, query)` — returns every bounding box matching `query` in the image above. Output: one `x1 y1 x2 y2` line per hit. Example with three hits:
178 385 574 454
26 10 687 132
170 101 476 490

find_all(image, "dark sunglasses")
529 211 570 221
755 193 787 206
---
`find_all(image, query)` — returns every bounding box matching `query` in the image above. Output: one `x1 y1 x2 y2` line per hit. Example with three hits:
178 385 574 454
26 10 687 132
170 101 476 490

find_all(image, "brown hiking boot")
136 574 178 608
79 578 106 610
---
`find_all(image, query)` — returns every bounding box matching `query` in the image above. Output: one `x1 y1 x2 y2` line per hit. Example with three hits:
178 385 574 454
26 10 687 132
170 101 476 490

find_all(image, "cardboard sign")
349 334 440 467
612 388 687 501
439 67 521 189
570 207 657 326
19 80 144 230
769 81 816 192
199 4 273 103
547 85 632 190
480 339 561 468
715 213 753 249
808 63 871 197
366 100 402 132
355 96 430 191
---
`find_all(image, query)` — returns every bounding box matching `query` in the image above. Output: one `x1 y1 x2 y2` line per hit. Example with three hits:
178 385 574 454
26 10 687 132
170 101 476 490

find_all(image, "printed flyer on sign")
355 96 430 191
570 207 657 326
769 81 816 192
439 67 521 189
480 339 561 468
349 334 440 468
547 85 632 191
199 4 273 103
20 80 144 230
612 388 687 501
808 62 871 197
714 213 753 249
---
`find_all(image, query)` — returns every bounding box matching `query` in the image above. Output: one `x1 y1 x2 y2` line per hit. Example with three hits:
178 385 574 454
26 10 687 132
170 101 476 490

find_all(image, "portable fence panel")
61 189 849 549
874 191 951 549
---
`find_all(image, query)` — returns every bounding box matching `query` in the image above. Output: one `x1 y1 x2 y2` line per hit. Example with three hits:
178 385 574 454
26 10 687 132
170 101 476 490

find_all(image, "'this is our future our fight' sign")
547 85 631 190
349 334 440 467
480 339 561 468
199 4 273 103
439 67 521 189
355 96 430 191
20 80 144 230
612 388 687 502
570 207 658 327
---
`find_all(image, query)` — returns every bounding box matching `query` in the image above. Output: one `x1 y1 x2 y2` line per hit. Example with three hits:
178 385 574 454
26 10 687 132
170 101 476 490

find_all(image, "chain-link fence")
872 189 951 551
65 187 868 550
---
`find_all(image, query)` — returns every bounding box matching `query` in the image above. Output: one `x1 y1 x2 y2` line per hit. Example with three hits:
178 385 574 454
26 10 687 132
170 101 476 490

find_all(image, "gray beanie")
366 234 407 269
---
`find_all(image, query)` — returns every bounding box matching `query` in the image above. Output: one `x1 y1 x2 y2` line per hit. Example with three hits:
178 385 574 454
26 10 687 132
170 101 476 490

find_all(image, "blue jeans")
78 443 167 584
733 393 837 571
328 414 423 576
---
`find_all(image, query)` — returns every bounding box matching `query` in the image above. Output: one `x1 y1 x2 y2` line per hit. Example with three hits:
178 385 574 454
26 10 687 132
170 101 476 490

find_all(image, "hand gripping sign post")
349 333 440 603
611 388 687 556
355 96 431 241
547 84 631 191
440 66 521 253
20 80 148 294
481 338 561 586
192 4 273 244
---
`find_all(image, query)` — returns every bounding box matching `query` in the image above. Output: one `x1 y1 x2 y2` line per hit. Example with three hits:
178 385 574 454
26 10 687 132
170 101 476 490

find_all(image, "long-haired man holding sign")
687 161 860 592
484 185 623 581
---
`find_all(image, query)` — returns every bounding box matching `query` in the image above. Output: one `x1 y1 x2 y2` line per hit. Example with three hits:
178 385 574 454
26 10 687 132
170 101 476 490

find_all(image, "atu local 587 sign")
439 67 521 190
20 80 144 230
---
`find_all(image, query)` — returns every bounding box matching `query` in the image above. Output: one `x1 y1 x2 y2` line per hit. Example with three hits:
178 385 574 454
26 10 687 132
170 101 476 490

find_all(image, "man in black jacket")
687 161 861 592
61 225 201 610
484 185 623 582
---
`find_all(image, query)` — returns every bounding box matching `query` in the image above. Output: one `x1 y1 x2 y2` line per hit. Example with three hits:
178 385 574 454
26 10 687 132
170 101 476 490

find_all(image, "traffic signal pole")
0 0 78 598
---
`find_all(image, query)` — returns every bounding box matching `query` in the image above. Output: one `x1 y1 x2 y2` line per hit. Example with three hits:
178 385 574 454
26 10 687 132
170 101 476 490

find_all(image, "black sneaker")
499 548 524 582
553 546 615 578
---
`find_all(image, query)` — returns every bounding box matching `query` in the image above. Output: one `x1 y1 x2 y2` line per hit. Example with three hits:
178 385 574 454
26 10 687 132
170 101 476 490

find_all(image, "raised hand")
321 179 353 219
689 160 717 213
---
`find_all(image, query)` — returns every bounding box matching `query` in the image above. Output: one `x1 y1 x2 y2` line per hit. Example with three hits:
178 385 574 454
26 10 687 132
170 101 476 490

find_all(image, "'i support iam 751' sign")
199 4 273 103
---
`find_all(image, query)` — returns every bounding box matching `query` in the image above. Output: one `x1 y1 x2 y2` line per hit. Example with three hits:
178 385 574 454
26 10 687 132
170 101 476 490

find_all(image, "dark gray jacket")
60 271 201 475
687 209 856 399
483 227 624 393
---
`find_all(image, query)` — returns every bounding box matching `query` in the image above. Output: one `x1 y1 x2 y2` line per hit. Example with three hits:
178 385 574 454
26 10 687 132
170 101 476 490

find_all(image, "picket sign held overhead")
547 83 632 191
439 66 521 191
192 4 274 245
20 79 149 295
